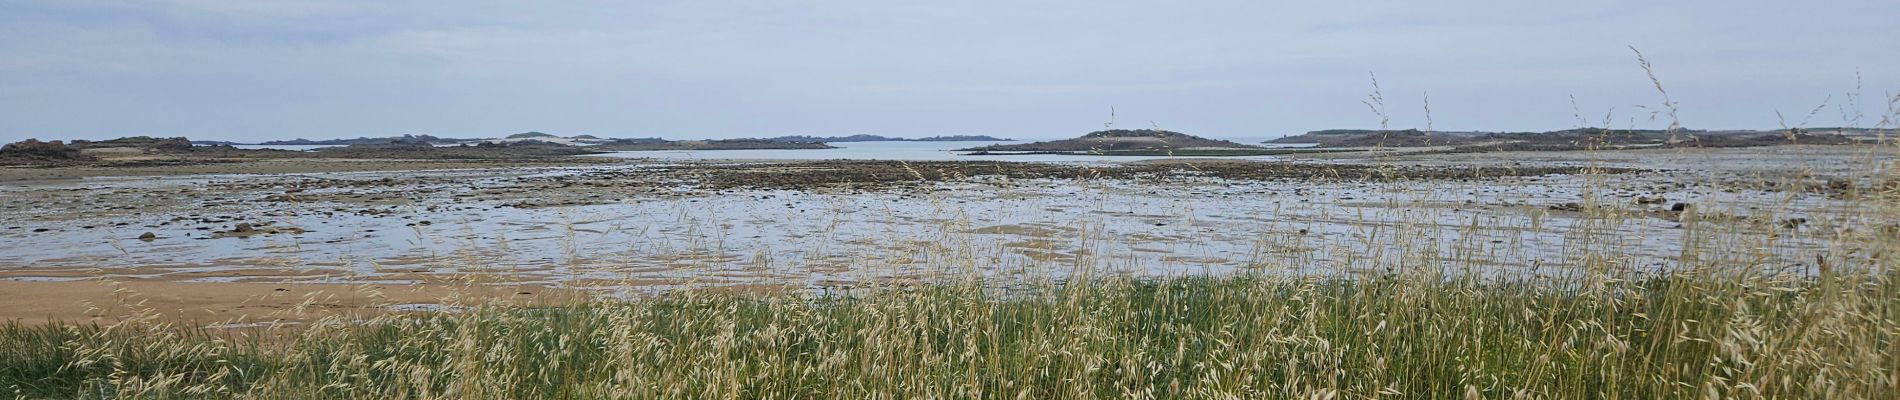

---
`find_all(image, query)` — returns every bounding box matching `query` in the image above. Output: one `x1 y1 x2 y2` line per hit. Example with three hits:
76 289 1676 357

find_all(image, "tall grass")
5 266 1897 398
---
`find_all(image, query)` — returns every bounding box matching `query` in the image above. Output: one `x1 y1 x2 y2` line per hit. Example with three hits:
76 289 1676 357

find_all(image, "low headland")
959 129 1291 156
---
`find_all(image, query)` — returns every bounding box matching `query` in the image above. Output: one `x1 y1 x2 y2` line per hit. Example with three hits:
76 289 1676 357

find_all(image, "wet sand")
0 145 1888 325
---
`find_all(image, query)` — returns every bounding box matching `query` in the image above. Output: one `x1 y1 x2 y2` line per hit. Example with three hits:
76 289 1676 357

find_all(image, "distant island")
913 135 1013 142
754 134 1012 143
505 132 558 139
960 129 1283 156
240 132 1009 148
258 134 457 146
252 133 840 151
1 135 614 167
1268 127 1875 150
592 138 835 151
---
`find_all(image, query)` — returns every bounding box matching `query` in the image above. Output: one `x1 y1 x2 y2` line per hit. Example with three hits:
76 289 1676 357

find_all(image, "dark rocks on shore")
68 136 194 152
213 221 307 238
0 139 91 163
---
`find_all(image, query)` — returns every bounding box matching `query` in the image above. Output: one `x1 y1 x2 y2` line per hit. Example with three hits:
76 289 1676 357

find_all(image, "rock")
66 136 192 152
1826 178 1854 192
1549 202 1584 212
233 223 255 233
0 139 88 161
138 232 157 241
147 137 195 152
1670 203 1691 212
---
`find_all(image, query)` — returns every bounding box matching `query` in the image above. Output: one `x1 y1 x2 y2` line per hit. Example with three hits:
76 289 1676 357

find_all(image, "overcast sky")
2 1 1896 143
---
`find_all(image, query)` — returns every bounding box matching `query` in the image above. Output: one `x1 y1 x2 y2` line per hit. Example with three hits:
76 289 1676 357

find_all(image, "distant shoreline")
241 133 1015 147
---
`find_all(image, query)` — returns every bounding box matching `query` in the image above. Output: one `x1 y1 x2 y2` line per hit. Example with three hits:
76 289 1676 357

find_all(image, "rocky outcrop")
68 136 194 152
960 129 1262 155
0 139 91 163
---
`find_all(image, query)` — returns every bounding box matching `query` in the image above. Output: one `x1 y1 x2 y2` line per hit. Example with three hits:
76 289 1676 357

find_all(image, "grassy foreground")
4 268 1896 399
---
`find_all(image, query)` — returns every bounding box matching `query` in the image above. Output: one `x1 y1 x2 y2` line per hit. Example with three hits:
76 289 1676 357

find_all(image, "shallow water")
229 144 338 151
588 140 1310 162
223 140 1312 162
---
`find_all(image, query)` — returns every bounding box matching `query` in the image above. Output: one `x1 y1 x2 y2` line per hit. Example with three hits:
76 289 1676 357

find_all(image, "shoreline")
0 157 628 183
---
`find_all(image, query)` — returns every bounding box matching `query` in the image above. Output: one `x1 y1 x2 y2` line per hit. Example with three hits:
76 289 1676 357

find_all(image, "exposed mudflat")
0 145 1891 325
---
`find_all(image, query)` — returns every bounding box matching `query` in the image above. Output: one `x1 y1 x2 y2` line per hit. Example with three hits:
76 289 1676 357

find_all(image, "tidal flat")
0 145 1881 324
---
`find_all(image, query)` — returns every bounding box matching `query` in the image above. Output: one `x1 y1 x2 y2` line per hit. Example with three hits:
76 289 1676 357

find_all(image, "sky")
1 1 1897 143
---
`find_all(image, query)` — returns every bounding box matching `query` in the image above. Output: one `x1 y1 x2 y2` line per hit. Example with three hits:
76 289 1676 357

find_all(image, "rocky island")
960 129 1280 156
259 134 458 146
0 136 618 181
755 134 1012 143
243 132 848 150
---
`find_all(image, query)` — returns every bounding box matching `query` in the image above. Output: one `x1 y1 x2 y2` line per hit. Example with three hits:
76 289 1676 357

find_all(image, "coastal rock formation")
0 139 91 164
68 136 195 152
755 134 1012 143
960 129 1264 155
2 139 83 157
